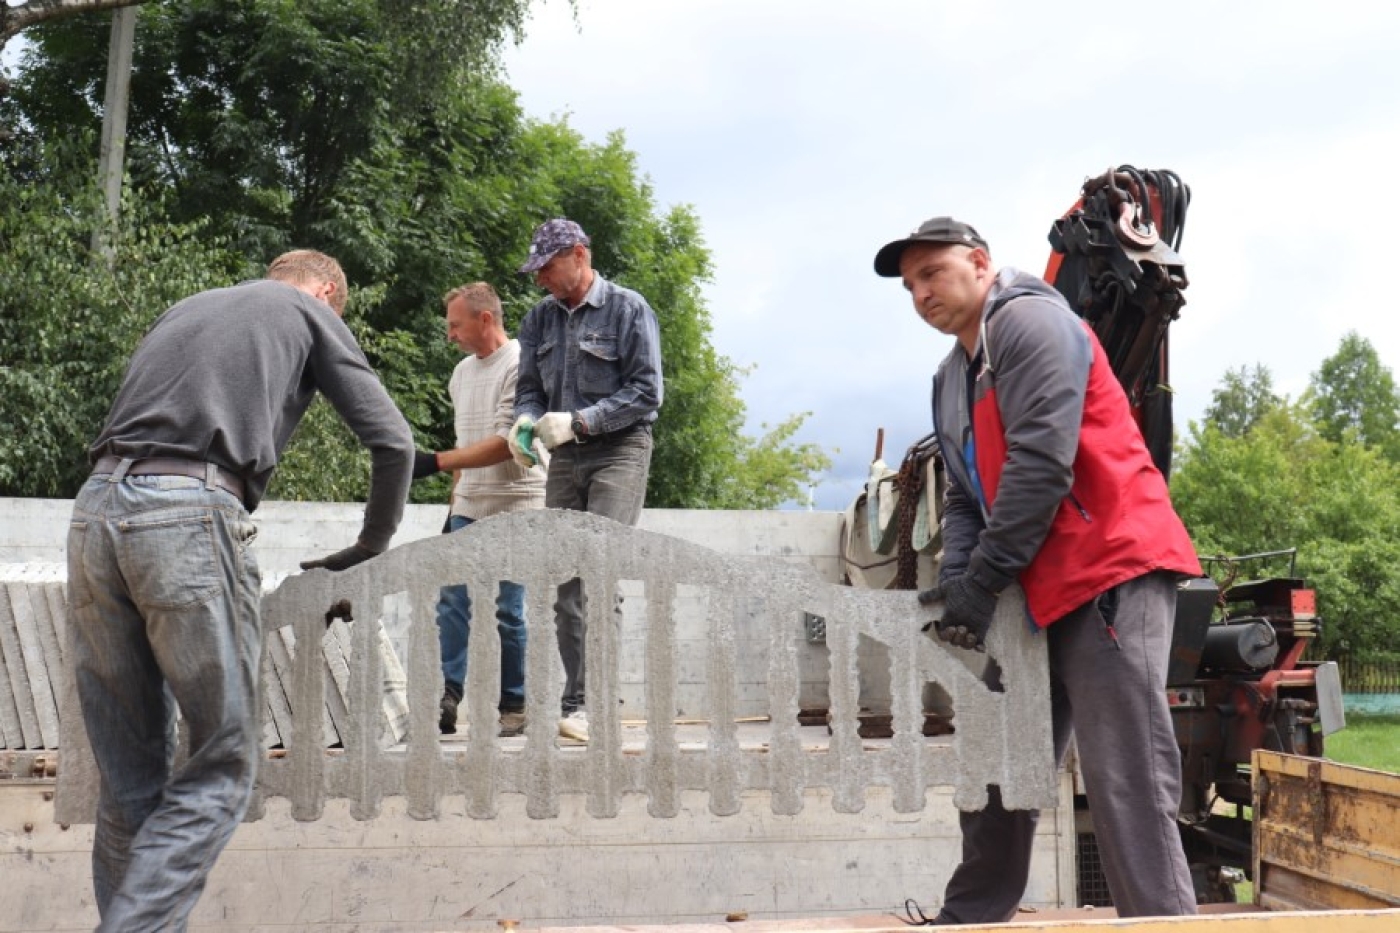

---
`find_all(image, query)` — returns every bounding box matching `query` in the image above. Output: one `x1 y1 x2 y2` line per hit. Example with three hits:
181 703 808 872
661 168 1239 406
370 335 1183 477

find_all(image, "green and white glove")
508 414 538 467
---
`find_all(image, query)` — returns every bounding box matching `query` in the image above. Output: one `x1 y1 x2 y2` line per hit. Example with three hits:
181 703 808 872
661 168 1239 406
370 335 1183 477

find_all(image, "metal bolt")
23 822 34 833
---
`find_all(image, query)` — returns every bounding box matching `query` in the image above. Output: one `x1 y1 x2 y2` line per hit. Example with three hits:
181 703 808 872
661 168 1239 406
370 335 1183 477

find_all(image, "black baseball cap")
873 217 990 277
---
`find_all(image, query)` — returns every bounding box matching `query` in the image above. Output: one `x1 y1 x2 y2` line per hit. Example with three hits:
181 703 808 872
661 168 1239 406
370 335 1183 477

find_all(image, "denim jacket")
515 273 663 434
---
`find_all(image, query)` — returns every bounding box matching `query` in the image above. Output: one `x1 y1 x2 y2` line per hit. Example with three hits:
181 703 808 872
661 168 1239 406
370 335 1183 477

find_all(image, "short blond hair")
268 249 348 314
443 282 502 319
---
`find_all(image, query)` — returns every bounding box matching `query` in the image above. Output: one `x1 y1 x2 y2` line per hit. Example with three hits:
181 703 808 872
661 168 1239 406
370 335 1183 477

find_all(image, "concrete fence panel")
38 508 1056 824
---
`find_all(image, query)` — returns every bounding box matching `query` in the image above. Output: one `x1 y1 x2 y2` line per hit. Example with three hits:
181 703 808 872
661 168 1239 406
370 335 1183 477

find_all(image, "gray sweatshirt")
90 279 413 551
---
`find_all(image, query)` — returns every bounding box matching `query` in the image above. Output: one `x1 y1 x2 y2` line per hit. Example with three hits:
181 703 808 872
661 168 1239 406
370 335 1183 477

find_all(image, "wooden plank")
376 624 410 746
263 627 297 736
267 625 338 748
41 582 69 666
36 583 72 752
32 582 68 687
11 584 60 748
260 645 292 749
0 606 24 749
0 584 42 748
321 619 354 739
1254 751 1400 911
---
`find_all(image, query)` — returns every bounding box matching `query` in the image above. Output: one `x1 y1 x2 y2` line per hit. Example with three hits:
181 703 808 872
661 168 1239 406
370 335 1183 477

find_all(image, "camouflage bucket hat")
519 218 591 274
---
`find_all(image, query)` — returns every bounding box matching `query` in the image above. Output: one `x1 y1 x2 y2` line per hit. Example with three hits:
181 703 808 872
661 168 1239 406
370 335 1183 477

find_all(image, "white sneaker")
558 709 590 743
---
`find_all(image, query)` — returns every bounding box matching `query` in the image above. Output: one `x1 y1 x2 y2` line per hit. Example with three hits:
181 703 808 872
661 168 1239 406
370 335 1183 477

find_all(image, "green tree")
4 1 828 509
10 1 534 273
1172 401 1400 658
1171 406 1318 558
0 136 250 497
1306 331 1400 458
1202 363 1281 438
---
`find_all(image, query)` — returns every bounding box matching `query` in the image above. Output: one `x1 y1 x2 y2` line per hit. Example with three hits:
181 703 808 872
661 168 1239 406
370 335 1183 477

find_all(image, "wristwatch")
570 412 588 439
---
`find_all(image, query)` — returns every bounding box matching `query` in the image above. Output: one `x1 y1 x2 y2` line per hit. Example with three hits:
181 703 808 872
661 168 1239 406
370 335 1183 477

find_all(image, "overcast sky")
500 1 1400 510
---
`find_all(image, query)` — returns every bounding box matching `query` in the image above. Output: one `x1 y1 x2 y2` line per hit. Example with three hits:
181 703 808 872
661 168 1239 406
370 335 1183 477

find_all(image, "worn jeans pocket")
118 512 224 611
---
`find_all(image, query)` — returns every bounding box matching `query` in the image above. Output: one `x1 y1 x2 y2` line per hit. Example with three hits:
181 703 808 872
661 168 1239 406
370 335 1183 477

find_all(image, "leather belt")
575 424 650 446
92 455 246 502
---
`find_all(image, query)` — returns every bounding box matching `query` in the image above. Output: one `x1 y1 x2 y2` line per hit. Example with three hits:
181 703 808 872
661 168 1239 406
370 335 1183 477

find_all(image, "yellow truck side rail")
1254 750 1400 912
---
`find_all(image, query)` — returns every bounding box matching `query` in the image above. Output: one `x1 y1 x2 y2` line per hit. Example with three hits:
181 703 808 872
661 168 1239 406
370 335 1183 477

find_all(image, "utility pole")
92 7 136 259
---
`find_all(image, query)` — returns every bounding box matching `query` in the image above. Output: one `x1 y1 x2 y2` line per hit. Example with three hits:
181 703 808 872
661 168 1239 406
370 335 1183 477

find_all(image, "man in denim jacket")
509 218 664 743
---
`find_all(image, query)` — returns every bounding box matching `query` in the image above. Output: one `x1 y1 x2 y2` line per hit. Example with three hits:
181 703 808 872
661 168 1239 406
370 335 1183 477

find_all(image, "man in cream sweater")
412 282 546 737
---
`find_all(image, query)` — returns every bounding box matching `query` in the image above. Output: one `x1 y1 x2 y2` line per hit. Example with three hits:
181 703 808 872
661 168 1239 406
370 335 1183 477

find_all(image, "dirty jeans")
545 427 652 713
935 571 1196 922
67 469 261 932
436 514 527 710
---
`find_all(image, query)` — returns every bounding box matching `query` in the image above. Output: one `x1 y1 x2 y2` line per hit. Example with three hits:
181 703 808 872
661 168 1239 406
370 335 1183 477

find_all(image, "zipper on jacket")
962 358 991 515
1067 491 1092 523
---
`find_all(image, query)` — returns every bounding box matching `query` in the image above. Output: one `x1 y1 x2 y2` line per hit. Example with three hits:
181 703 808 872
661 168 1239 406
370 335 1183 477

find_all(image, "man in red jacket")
874 217 1201 924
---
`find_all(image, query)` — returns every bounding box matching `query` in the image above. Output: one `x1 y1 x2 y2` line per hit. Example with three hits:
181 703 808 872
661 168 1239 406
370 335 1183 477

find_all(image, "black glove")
300 542 380 572
918 573 999 652
412 450 441 480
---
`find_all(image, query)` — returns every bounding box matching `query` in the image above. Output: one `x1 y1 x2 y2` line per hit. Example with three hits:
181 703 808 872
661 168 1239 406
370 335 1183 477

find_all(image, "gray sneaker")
498 710 526 738
557 709 589 743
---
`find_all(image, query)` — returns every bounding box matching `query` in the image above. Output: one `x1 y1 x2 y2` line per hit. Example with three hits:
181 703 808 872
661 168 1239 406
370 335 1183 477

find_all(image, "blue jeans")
545 428 653 713
436 514 527 711
67 469 261 932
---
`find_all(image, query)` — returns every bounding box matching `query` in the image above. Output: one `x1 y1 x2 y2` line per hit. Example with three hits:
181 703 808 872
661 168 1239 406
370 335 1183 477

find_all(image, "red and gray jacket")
932 269 1201 627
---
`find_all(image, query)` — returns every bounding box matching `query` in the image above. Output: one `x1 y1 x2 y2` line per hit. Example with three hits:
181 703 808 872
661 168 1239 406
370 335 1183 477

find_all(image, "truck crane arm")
1044 165 1191 479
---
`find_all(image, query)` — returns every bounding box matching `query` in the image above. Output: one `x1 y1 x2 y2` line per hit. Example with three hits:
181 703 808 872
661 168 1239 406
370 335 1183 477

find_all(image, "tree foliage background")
0 0 827 509
1172 338 1400 660
15 5 1398 660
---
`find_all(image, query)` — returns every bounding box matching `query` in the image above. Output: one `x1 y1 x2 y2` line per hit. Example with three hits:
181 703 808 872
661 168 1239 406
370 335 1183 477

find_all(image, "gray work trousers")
544 428 652 713
936 571 1197 923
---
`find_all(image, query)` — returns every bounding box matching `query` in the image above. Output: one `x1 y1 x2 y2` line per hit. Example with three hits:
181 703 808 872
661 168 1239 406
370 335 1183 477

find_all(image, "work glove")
412 450 441 480
508 414 538 468
300 542 380 572
534 411 576 449
918 557 1008 652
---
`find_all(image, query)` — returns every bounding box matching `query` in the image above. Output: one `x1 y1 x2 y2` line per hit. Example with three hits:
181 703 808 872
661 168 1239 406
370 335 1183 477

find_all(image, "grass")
1323 713 1400 773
